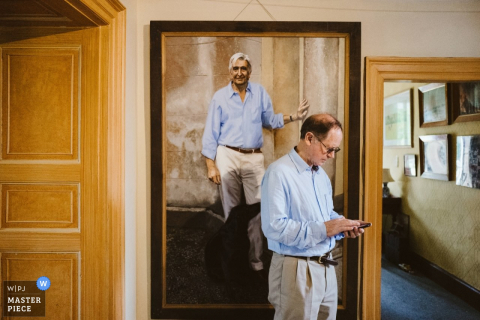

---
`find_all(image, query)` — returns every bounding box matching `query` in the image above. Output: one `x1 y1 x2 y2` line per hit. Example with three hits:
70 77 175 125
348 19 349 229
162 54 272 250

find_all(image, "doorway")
362 57 480 320
380 80 480 319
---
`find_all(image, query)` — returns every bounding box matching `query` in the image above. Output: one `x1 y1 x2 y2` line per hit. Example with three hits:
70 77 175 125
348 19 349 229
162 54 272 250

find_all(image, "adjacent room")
381 81 480 319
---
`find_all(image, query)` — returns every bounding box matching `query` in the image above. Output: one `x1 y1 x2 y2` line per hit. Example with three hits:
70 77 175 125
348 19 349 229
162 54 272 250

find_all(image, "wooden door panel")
1 47 79 161
1 252 79 320
1 183 79 229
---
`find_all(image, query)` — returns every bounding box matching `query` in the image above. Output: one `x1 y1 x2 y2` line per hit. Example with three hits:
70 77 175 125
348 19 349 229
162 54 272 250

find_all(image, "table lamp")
382 168 394 198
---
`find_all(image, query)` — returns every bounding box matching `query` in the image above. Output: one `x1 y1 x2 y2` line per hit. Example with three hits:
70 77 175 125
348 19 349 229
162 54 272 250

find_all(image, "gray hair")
229 52 252 73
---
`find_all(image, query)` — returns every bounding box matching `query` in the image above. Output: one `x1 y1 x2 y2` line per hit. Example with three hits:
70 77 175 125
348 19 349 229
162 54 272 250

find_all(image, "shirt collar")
228 81 252 98
288 147 319 174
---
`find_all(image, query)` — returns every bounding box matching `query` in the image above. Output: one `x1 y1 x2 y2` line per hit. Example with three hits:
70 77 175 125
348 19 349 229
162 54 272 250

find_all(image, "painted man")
202 52 309 276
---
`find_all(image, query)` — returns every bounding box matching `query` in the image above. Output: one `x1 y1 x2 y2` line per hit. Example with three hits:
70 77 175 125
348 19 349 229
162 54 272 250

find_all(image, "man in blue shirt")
261 114 367 320
202 52 309 275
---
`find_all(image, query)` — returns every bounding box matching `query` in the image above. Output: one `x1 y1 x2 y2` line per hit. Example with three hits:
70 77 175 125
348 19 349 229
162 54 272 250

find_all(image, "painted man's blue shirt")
201 82 284 160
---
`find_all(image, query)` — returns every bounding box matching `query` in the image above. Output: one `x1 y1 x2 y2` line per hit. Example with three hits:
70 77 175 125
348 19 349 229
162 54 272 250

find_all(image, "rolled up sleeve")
260 89 284 130
201 98 221 160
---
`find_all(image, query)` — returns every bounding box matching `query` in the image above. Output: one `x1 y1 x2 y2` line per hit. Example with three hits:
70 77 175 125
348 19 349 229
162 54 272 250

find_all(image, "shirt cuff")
201 149 216 160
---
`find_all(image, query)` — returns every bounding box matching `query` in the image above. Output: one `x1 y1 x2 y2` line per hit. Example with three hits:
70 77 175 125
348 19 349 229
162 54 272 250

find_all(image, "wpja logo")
3 277 49 317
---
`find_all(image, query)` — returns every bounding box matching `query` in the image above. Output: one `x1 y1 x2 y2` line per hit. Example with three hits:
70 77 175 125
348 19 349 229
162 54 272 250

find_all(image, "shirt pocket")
250 105 262 123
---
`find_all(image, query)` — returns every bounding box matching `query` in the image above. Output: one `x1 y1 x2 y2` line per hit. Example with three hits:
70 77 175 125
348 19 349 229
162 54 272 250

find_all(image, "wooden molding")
410 252 480 313
107 9 126 320
363 57 480 320
0 0 125 27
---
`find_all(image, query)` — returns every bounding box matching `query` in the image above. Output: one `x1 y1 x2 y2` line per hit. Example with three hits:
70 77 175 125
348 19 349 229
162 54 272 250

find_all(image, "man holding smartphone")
261 114 369 320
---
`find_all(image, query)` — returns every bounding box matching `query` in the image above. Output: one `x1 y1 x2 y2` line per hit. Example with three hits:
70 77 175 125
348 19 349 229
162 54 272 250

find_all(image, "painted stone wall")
165 36 345 213
303 37 344 196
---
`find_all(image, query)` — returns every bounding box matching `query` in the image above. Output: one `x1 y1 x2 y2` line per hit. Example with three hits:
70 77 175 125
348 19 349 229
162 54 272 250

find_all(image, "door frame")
59 1 126 318
362 57 480 320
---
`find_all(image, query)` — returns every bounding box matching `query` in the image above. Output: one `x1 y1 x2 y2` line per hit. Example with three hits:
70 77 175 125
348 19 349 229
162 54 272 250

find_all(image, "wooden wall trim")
410 252 480 313
363 57 480 320
76 0 126 24
107 9 126 320
70 1 125 319
81 2 125 319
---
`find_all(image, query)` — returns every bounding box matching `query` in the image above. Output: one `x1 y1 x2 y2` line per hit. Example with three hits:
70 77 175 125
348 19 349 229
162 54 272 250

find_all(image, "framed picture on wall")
419 134 450 181
384 89 413 148
150 21 362 320
418 83 448 127
456 135 480 189
449 81 480 123
404 154 417 177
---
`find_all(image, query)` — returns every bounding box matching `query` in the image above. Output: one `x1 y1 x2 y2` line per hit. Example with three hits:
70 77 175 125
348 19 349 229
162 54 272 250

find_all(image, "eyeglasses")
316 136 341 155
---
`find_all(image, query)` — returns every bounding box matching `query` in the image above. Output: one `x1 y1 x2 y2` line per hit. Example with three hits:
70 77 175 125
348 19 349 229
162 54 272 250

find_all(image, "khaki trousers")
268 252 338 320
215 145 265 270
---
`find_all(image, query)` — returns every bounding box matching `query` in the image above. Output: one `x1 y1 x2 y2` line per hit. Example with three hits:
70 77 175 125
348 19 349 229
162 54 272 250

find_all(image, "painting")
456 135 480 189
150 21 361 320
418 83 448 127
404 154 417 177
419 134 449 181
450 81 480 123
384 89 413 148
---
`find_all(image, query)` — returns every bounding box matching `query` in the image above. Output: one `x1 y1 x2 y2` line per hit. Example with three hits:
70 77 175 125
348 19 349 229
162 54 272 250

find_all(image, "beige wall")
384 82 480 290
129 1 480 319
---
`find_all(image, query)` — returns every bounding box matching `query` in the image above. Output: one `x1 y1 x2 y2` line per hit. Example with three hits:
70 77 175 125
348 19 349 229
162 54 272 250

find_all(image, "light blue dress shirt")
201 82 284 160
261 148 344 257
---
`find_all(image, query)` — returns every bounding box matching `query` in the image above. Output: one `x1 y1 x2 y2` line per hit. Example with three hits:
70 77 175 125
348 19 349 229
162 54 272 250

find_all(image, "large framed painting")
383 89 413 148
150 21 361 320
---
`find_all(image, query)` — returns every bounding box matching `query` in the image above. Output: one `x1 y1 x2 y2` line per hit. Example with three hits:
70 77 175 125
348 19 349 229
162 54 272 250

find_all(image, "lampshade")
382 168 394 183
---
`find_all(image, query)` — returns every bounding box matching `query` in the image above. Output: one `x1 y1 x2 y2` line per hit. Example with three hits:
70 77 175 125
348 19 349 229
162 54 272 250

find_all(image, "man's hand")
294 99 310 121
325 217 362 238
205 158 221 185
343 220 369 238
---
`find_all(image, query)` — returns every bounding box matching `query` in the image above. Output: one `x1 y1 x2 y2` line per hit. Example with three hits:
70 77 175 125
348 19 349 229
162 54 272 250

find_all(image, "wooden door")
0 23 124 320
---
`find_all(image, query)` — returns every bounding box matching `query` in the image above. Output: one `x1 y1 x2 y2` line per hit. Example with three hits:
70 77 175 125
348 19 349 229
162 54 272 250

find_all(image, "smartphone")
359 222 372 229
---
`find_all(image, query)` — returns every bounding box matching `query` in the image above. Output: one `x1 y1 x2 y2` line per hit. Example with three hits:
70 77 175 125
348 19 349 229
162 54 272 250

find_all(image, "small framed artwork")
384 89 413 148
404 154 417 177
456 135 480 189
419 134 449 181
449 81 480 123
418 83 448 127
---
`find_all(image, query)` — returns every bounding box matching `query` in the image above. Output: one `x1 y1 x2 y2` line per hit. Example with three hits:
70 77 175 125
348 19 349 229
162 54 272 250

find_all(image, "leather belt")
285 253 338 266
225 145 262 154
